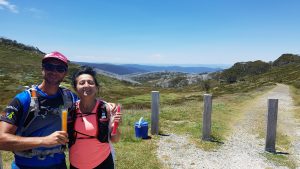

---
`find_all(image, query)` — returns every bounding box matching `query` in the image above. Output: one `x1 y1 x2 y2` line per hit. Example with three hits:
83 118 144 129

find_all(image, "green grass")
263 151 297 169
114 138 162 169
290 86 300 120
263 131 296 169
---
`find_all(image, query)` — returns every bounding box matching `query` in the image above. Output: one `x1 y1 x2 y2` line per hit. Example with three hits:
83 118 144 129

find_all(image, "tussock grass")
263 152 297 169
114 138 163 169
263 132 296 169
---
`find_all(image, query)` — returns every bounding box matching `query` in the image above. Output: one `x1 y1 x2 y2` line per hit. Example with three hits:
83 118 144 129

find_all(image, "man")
0 51 76 169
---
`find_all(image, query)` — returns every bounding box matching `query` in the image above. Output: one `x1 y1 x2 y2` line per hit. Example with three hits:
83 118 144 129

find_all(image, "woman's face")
75 74 97 98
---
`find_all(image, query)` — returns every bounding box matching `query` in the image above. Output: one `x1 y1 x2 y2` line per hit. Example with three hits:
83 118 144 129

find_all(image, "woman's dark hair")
72 66 99 90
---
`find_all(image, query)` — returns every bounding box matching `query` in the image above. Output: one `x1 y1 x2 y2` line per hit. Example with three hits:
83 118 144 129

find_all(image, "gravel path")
157 84 300 169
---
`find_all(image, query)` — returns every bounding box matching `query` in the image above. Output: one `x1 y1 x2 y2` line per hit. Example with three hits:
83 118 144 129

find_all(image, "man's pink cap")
42 51 68 67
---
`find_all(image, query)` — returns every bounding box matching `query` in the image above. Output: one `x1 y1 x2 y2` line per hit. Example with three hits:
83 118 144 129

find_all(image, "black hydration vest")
15 86 76 160
68 100 110 148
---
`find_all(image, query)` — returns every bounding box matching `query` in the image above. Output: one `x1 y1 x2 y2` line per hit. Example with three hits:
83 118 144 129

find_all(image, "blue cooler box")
135 117 148 139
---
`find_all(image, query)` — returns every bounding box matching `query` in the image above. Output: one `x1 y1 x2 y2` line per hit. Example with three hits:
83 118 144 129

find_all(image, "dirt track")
157 84 300 169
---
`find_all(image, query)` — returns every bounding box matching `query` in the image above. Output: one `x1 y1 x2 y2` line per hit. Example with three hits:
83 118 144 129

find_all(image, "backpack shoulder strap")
17 85 39 134
59 87 76 111
67 100 77 149
97 100 108 117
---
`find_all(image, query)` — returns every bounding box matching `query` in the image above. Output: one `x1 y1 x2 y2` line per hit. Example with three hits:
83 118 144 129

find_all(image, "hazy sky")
1 0 299 66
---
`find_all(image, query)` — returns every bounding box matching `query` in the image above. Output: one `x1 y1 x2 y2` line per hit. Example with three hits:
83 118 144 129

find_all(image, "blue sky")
1 0 300 66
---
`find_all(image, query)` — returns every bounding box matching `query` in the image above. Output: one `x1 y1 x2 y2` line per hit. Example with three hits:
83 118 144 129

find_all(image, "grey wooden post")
151 91 160 135
202 94 212 141
265 99 278 153
0 151 3 169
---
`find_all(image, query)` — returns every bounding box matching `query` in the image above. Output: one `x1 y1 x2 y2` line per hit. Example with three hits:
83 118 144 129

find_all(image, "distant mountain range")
73 62 224 75
2 37 300 91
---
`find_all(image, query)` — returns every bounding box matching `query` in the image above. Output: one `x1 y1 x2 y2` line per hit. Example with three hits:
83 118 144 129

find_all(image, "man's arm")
0 121 68 151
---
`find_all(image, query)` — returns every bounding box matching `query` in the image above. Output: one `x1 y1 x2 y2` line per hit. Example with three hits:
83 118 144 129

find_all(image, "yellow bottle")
61 109 68 132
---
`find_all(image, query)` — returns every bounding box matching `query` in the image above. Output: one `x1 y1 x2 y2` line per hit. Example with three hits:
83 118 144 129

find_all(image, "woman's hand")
110 104 122 142
107 102 122 123
107 102 117 114
113 111 122 123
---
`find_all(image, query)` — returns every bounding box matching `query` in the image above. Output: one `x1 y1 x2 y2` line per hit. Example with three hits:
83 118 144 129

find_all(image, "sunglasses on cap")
42 63 67 73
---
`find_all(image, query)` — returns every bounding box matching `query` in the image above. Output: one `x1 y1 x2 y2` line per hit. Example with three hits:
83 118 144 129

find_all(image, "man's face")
42 59 68 85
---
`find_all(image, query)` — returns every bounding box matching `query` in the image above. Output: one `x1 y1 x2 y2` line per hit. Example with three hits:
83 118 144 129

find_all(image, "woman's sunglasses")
42 63 67 73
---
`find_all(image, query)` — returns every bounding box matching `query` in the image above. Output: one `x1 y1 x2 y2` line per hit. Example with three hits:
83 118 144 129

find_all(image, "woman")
68 66 121 169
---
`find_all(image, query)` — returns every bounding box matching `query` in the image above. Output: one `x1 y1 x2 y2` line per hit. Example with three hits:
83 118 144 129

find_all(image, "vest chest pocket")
98 118 109 143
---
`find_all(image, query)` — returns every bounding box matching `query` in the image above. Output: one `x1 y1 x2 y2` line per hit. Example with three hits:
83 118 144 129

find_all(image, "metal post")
202 94 212 141
151 91 160 135
265 99 278 153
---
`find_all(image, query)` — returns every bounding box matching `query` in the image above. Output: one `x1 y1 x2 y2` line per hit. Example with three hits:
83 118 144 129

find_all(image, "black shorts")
70 153 114 169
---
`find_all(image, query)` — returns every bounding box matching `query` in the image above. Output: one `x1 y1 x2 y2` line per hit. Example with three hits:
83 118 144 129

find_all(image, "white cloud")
149 53 165 61
26 8 44 18
0 0 18 13
28 8 40 13
71 55 121 63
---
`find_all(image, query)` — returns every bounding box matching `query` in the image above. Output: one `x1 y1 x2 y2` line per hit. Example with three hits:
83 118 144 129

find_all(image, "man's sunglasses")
42 63 67 73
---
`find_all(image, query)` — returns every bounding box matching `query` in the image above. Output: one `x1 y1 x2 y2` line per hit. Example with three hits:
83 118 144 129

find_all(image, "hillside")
128 71 209 88
0 40 44 110
273 53 300 66
216 54 300 86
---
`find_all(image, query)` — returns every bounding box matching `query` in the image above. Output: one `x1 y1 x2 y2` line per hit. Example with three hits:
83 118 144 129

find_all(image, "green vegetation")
263 152 297 169
273 53 300 67
220 60 271 83
0 43 43 110
290 86 300 120
212 54 300 89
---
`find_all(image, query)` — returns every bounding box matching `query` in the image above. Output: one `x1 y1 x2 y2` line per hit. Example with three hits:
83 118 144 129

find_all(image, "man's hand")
0 122 69 151
41 131 68 147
